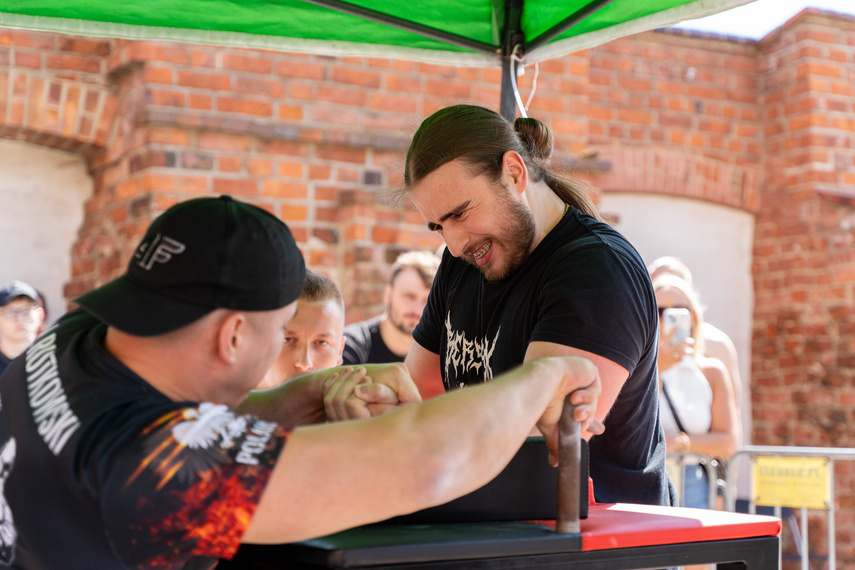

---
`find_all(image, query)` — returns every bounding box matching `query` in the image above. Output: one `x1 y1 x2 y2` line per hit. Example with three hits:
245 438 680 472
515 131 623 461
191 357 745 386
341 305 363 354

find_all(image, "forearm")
245 358 573 544
236 373 326 427
669 430 737 460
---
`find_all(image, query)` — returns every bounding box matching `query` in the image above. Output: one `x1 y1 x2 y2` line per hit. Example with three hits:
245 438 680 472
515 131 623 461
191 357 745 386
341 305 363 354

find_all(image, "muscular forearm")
237 374 326 427
238 362 420 427
245 357 597 544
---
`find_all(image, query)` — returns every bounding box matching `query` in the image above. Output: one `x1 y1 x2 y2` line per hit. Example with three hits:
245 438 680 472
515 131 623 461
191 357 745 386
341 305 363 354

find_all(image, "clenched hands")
322 363 421 421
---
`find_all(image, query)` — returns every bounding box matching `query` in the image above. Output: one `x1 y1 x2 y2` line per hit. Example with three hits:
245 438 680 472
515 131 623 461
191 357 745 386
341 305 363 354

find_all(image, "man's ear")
217 312 247 364
383 284 393 310
336 337 345 366
502 151 528 195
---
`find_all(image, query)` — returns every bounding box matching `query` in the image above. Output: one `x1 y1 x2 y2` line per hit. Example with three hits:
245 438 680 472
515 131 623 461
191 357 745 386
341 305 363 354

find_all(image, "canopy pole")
500 58 516 122
499 0 524 122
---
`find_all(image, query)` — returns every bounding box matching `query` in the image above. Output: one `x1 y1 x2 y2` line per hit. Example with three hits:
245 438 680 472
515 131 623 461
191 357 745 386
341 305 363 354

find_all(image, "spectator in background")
34 288 50 336
257 269 346 389
654 273 739 509
0 280 45 376
647 255 743 412
343 250 440 366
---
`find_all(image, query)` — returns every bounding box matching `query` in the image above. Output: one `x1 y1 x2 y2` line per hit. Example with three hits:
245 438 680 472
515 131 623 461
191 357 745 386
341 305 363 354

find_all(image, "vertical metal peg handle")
556 394 581 533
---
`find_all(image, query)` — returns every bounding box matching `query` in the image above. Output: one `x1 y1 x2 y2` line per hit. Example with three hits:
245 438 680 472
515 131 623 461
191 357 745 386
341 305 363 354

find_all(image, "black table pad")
236 522 581 568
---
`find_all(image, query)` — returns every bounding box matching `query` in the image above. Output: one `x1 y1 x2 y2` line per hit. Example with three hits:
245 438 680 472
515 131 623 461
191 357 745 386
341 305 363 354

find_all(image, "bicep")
524 340 628 423
405 341 444 399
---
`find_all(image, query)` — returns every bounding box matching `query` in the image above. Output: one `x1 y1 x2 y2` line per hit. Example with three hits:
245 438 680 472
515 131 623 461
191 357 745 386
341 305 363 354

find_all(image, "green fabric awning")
1 0 754 66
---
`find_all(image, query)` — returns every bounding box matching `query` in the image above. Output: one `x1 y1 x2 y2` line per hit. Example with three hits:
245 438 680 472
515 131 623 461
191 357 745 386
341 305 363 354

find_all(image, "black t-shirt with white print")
0 309 288 569
342 316 405 365
413 206 676 507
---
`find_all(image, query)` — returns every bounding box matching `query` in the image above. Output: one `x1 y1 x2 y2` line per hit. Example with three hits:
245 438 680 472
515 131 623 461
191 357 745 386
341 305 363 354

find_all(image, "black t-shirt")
413 207 675 506
0 309 289 569
342 316 405 365
0 352 11 378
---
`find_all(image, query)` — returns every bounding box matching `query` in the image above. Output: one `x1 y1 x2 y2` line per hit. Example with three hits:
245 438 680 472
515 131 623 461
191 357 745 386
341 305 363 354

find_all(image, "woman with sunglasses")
653 274 739 509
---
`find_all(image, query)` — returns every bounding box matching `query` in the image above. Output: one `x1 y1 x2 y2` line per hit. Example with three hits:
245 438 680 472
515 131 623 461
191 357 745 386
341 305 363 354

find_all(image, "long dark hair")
404 105 603 221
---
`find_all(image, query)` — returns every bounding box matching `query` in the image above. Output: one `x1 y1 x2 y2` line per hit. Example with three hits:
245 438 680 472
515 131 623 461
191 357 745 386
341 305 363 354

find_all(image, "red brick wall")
751 11 855 564
587 30 763 210
2 8 855 563
0 29 115 155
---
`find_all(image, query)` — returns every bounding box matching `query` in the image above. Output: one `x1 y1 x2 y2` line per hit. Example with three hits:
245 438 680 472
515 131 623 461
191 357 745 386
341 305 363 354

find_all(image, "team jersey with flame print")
0 310 290 569
111 403 289 566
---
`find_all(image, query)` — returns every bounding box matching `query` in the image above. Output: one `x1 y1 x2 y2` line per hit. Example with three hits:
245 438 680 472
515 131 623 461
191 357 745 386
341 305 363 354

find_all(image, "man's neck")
103 327 204 404
378 316 412 358
524 181 567 249
0 339 30 360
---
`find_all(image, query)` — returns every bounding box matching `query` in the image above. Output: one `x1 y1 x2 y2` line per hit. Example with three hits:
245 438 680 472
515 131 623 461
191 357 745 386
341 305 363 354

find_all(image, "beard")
389 312 419 335
463 191 537 282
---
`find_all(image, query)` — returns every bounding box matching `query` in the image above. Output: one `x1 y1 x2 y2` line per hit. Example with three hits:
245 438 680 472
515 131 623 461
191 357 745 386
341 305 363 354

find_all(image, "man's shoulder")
343 315 382 340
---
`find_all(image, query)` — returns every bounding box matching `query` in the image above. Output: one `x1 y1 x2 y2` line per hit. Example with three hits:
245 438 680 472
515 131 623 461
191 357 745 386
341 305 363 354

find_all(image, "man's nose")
294 347 313 371
442 226 467 258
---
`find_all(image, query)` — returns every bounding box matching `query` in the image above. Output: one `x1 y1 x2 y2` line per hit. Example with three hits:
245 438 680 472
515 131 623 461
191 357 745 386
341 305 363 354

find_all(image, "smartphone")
662 308 691 346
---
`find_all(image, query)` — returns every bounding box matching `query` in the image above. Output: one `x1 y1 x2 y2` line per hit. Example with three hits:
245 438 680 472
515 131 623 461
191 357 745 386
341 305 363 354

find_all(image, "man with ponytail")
402 104 675 507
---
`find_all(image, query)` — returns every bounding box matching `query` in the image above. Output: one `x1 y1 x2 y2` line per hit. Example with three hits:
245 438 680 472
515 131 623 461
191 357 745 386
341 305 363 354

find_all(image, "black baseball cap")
75 195 306 336
0 280 39 307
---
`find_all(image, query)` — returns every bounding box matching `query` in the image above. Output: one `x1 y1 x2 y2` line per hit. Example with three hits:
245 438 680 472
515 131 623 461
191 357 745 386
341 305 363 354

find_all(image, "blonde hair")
651 273 705 356
647 256 694 285
390 250 441 289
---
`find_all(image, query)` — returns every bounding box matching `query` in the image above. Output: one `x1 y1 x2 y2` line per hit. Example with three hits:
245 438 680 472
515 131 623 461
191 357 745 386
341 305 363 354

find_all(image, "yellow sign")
752 456 830 509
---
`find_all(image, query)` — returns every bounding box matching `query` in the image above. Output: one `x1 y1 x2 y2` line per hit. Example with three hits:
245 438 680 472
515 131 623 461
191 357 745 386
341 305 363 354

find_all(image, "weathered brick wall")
68 41 459 315
751 11 855 564
588 29 763 210
0 29 115 154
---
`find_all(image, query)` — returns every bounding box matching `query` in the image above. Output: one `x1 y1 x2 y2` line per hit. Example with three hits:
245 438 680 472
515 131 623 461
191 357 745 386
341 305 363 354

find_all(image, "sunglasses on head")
657 306 689 318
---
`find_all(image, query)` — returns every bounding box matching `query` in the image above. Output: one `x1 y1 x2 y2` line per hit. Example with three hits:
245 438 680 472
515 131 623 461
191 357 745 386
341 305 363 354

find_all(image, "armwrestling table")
223 398 781 569
228 503 781 569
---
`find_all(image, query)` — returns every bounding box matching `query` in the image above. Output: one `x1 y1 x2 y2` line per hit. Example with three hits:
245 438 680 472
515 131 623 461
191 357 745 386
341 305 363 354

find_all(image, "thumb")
355 383 399 404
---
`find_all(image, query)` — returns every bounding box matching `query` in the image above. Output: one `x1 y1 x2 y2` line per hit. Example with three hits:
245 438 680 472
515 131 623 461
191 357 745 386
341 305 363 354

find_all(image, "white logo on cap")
135 234 186 270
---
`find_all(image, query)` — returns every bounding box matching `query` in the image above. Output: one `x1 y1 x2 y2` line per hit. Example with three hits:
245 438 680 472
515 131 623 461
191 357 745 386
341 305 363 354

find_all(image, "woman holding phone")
653 274 739 509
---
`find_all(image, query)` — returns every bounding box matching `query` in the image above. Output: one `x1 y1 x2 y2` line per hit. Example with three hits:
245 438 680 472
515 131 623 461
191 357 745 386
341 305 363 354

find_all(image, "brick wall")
751 11 855 563
587 30 763 210
2 7 855 563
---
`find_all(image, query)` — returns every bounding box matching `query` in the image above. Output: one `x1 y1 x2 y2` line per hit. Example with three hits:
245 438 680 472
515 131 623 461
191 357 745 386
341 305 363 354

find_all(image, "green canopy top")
1 0 754 65
0 0 755 118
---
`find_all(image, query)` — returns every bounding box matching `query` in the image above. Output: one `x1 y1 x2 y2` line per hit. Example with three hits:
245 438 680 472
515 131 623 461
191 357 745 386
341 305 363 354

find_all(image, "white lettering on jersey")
444 312 500 387
135 233 186 270
236 422 276 466
25 326 81 456
0 438 17 564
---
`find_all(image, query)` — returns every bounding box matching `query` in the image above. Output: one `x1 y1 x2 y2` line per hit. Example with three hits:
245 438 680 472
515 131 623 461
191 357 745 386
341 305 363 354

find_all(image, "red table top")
535 503 782 551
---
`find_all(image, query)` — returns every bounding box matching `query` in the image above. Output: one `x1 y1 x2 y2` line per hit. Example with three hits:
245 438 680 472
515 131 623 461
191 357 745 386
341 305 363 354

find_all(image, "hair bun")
514 117 553 161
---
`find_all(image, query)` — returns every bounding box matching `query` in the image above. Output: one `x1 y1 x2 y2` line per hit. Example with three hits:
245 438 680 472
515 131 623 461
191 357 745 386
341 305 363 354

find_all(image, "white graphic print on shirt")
444 312 500 387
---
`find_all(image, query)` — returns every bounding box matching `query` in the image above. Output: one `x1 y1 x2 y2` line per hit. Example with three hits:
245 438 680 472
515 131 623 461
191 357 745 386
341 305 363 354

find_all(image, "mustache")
462 239 493 257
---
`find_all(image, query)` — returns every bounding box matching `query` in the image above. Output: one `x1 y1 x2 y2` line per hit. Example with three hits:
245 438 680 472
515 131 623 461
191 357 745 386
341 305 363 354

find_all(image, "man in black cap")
0 195 601 569
0 280 45 376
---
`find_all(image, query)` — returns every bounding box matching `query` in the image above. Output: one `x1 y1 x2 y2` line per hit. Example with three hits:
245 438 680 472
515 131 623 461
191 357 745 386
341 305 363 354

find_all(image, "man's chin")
392 321 417 335
467 258 509 282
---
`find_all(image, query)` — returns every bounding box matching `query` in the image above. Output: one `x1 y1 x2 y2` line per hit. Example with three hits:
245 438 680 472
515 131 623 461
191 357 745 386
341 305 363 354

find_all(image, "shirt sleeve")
342 323 369 365
96 402 289 567
530 245 654 375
